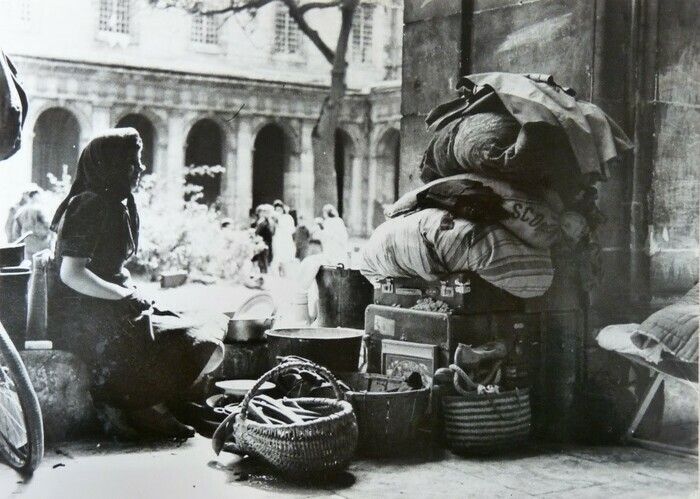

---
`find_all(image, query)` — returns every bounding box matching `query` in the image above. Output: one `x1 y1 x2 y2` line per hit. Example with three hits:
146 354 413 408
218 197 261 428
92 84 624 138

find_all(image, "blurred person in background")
251 204 273 274
11 185 53 261
4 184 35 243
270 199 296 277
319 204 349 266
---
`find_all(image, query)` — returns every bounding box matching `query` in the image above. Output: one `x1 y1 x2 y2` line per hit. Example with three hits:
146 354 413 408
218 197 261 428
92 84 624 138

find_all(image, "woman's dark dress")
48 192 225 410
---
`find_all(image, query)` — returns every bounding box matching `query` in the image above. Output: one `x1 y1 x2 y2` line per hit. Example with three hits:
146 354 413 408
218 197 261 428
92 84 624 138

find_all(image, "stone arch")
373 127 401 227
251 118 300 156
252 123 290 209
185 118 225 206
115 113 158 174
31 107 81 188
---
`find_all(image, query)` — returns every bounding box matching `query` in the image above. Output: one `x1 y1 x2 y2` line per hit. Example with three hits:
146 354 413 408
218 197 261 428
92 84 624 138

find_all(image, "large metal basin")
265 327 364 372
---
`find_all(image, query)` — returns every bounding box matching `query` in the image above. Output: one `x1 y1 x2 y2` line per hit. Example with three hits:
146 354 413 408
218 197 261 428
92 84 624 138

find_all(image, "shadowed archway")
185 119 224 206
252 124 288 209
32 108 81 188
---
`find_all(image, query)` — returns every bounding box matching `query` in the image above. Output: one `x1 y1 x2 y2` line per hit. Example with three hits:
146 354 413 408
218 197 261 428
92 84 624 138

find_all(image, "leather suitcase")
372 272 524 314
364 305 544 391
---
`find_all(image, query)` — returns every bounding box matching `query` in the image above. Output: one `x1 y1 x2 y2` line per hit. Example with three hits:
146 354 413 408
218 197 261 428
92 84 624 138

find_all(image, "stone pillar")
90 105 111 143
222 122 238 217
234 116 254 223
366 152 379 233
349 154 363 235
164 111 186 206
299 120 316 222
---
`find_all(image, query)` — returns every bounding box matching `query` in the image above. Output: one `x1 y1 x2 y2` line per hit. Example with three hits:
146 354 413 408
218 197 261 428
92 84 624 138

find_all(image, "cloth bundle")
359 209 553 299
420 73 633 197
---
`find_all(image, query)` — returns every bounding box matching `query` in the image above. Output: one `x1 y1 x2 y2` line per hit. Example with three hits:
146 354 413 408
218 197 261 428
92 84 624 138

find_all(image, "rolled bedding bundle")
386 173 564 250
359 208 553 299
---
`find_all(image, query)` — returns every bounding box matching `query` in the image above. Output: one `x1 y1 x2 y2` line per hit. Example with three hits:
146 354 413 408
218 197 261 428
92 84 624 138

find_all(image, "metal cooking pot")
0 244 25 267
266 327 365 373
225 315 273 342
0 233 32 268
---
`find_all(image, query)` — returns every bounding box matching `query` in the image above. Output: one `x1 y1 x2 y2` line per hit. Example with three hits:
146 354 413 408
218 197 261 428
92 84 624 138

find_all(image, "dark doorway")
185 119 223 206
334 129 354 218
32 108 80 188
116 113 156 174
252 124 287 209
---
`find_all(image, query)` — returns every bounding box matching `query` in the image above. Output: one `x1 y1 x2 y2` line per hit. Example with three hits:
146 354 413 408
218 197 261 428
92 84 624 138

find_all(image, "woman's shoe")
126 406 196 439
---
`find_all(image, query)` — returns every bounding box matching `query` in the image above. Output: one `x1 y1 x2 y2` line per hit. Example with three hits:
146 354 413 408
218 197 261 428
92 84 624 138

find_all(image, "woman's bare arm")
60 256 133 300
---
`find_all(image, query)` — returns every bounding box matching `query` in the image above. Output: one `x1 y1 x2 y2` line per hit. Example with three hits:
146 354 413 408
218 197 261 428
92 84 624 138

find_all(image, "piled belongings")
433 341 532 453
0 49 28 161
360 72 633 299
212 359 358 476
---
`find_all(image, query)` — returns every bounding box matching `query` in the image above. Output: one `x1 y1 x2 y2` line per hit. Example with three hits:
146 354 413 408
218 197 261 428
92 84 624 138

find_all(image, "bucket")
0 266 31 347
315 265 373 329
342 372 430 456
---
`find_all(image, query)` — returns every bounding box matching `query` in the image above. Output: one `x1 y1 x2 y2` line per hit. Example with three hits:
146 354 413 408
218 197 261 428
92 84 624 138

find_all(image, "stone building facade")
0 0 403 237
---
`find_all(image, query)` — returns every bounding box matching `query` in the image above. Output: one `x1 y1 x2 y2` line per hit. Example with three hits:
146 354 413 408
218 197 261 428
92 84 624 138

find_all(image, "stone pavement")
0 435 697 498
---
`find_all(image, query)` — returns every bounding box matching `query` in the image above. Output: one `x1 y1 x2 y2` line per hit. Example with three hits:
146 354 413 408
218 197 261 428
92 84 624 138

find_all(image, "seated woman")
47 128 225 439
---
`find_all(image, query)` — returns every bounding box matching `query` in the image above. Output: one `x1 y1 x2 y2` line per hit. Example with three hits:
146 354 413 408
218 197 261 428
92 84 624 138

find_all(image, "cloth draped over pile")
420 73 633 200
361 73 633 299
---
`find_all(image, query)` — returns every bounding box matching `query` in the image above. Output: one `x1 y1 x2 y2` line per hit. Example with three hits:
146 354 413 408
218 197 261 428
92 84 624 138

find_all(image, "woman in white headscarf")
319 204 349 266
270 200 296 276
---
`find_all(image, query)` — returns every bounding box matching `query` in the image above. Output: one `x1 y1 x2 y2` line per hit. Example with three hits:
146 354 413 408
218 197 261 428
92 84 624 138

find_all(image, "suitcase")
372 272 524 314
364 305 544 390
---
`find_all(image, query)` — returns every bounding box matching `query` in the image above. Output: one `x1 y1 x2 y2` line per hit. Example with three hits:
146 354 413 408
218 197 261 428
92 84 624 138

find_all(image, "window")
273 5 300 55
351 3 374 63
98 0 131 35
191 14 219 45
3 0 31 25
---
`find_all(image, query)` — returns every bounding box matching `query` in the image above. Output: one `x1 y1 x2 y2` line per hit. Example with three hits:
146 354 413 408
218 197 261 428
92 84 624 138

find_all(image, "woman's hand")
119 289 153 316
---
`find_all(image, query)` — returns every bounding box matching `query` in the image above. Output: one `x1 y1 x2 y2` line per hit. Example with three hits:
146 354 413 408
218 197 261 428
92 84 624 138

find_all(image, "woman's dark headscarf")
50 128 144 256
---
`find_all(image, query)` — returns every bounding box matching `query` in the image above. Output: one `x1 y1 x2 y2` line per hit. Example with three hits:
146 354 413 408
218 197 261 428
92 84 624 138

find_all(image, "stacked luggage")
359 73 633 449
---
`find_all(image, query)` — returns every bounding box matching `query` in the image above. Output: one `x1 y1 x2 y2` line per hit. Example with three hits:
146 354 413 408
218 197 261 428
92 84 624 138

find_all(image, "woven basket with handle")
441 364 531 453
220 360 358 475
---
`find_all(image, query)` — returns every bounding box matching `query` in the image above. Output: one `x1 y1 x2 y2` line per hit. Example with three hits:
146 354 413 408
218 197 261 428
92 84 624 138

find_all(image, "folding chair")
620 353 698 458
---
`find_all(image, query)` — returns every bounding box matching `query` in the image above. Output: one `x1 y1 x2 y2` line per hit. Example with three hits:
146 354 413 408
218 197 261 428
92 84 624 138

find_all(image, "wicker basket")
441 387 531 453
228 361 358 475
342 372 430 456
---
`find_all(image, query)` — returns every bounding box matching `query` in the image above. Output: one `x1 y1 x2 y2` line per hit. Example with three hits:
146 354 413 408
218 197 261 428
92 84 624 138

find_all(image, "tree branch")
298 1 342 16
280 0 336 63
152 0 276 16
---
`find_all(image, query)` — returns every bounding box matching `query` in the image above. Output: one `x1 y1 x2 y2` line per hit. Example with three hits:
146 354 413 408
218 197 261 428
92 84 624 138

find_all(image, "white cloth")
596 323 665 364
271 213 296 266
320 217 349 266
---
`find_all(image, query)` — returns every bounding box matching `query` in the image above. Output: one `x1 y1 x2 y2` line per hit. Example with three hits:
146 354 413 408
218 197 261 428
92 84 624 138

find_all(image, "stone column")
299 120 316 222
222 121 238 217
349 154 363 235
90 105 111 144
164 111 186 207
366 151 379 234
234 116 254 223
